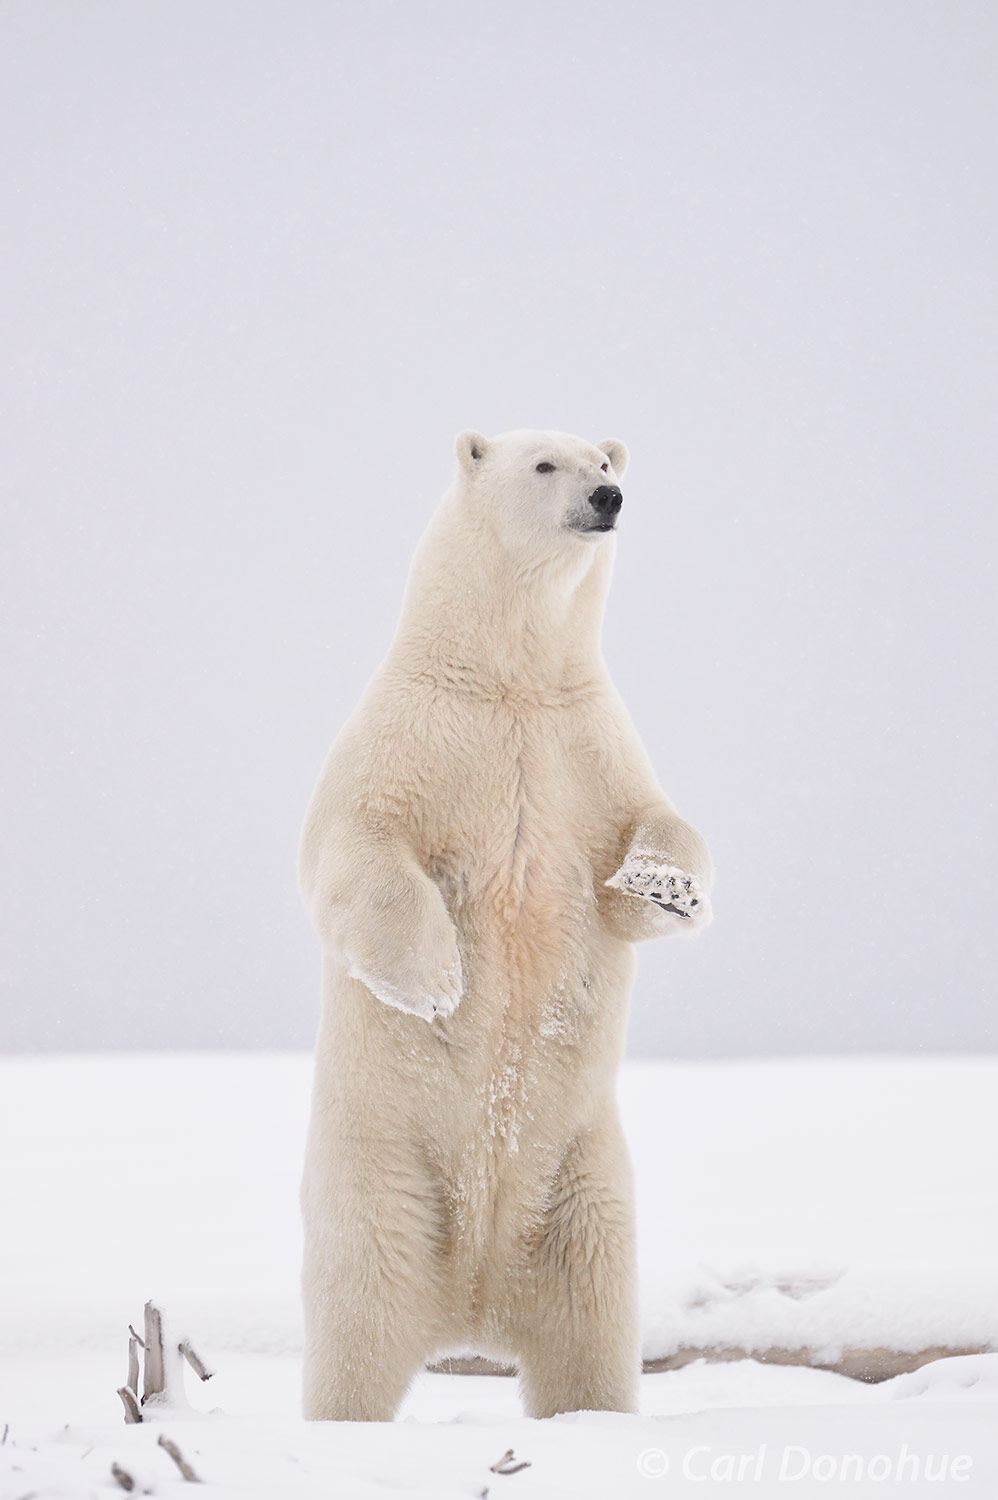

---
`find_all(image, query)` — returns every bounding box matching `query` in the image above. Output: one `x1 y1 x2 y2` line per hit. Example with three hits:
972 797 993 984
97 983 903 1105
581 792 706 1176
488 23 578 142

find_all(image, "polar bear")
298 429 713 1421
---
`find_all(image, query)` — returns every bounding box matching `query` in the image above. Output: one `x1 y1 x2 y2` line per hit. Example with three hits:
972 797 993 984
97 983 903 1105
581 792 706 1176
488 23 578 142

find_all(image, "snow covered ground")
2 1053 997 1496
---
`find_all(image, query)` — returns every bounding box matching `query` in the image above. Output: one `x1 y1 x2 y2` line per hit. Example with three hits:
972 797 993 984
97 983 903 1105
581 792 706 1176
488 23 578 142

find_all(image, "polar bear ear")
597 439 629 478
455 429 490 477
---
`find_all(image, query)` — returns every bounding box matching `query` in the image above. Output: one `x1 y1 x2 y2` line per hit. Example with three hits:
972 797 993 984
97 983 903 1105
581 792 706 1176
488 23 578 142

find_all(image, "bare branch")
111 1460 136 1490
116 1386 142 1425
142 1303 165 1403
490 1448 531 1475
179 1340 214 1383
158 1433 202 1483
120 1301 214 1421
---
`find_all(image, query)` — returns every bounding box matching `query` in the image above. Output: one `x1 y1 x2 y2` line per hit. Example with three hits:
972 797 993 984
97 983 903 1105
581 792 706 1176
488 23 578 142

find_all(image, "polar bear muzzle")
576 484 623 533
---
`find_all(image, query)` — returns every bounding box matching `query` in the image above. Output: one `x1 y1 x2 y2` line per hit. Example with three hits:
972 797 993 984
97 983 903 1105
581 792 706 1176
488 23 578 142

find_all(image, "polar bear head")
453 429 629 558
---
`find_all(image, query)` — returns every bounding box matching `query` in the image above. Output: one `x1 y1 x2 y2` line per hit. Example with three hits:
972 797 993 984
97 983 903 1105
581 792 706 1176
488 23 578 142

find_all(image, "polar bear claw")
606 855 709 924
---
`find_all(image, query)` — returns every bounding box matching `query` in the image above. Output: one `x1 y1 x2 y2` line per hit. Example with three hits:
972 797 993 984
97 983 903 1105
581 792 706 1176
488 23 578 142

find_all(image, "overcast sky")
3 0 995 1055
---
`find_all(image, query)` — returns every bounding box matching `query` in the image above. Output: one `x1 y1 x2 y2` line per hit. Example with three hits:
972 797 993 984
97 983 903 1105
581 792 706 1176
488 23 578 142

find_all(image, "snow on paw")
428 953 464 1020
348 950 464 1024
605 854 710 927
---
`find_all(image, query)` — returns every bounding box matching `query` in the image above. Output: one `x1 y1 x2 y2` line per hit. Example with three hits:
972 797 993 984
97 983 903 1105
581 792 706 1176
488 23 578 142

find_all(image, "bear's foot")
605 854 709 926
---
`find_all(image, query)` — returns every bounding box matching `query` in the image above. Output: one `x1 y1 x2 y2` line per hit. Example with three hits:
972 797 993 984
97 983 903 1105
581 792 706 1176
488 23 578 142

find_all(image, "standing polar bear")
298 429 713 1421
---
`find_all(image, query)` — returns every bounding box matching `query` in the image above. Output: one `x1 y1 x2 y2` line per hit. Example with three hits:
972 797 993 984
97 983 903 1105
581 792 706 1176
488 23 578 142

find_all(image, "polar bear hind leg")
301 1148 449 1421
513 1115 641 1418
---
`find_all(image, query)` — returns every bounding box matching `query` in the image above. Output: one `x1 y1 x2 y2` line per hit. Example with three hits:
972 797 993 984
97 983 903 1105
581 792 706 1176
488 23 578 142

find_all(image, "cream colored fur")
298 428 713 1421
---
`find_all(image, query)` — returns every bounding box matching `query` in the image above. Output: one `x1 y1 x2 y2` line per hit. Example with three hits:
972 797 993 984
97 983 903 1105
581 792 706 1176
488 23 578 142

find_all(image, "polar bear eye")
536 462 556 474
600 462 609 473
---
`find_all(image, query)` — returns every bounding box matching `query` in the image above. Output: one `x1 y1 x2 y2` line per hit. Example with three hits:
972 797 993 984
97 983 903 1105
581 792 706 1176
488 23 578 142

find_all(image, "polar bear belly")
412 709 628 1283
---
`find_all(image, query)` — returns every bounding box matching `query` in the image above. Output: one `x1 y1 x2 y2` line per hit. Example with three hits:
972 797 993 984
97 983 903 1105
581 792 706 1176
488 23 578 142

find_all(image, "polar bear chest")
417 700 608 937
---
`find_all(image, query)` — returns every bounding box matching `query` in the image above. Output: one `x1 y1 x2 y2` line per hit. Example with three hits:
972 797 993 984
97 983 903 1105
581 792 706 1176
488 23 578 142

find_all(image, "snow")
624 1057 998 1370
2 1052 997 1496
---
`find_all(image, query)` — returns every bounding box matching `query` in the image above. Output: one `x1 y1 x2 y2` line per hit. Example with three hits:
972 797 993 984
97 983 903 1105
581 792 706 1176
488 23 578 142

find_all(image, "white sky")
2 0 995 1054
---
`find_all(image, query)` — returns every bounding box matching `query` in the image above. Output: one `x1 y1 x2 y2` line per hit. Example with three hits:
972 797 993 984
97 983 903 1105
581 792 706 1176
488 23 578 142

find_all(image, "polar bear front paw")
348 951 464 1025
605 854 710 927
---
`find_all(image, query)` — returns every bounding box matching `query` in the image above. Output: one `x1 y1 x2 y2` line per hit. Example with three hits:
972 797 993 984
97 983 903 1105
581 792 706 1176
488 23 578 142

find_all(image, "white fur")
298 429 713 1420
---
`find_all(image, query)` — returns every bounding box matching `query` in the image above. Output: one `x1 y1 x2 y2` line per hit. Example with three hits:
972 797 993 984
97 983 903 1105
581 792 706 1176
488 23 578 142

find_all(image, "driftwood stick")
490 1448 531 1475
142 1302 166 1403
116 1385 142 1425
158 1432 202 1483
111 1460 136 1490
120 1301 215 1422
179 1340 214 1383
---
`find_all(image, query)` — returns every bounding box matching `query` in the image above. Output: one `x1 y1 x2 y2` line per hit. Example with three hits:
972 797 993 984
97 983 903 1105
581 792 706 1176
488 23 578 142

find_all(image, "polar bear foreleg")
600 806 714 943
302 831 463 1022
515 1117 641 1418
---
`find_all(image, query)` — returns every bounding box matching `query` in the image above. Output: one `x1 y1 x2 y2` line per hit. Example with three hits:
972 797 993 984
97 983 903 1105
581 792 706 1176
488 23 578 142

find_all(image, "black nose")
588 485 623 518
